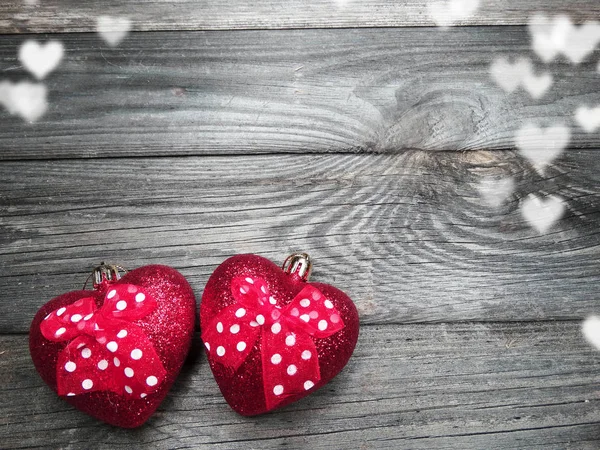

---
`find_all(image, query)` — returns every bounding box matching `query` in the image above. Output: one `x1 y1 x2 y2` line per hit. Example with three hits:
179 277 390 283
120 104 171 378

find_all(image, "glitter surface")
29 265 196 428
200 254 360 416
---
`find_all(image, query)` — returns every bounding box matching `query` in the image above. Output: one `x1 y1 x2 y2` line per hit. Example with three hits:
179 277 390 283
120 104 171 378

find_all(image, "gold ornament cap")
85 262 126 289
282 253 313 282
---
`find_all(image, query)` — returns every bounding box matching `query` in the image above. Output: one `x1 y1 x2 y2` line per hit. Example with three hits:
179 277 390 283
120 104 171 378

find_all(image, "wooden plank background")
1 0 600 33
0 27 599 159
2 323 600 449
1 151 599 333
1 0 599 448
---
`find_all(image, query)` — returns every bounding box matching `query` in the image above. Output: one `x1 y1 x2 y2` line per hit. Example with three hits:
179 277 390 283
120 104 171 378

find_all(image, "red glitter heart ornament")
29 263 196 428
200 253 359 415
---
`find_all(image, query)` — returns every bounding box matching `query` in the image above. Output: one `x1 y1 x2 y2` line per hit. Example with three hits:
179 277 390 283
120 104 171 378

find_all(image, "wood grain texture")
3 323 599 449
0 27 598 160
2 3 598 448
1 150 599 333
1 0 599 33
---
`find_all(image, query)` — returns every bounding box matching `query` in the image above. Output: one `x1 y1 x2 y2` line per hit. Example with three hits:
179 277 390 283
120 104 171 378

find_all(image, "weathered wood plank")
1 151 599 332
1 0 599 33
2 323 599 449
0 27 598 159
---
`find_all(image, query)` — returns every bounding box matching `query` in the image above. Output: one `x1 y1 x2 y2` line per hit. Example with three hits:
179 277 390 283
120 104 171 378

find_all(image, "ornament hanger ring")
83 262 128 290
282 253 313 282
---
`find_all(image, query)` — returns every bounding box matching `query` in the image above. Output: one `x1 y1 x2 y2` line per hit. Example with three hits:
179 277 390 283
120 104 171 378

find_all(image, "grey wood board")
2 322 599 449
1 0 599 33
1 151 599 333
0 27 598 160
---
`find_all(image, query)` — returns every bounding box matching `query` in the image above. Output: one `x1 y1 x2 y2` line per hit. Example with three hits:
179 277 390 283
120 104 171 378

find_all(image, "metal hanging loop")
83 262 127 290
282 253 313 282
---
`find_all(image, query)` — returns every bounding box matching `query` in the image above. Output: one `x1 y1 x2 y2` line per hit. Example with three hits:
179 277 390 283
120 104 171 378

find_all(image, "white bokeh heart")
521 70 552 99
489 57 552 99
520 194 565 234
528 14 572 63
477 177 515 208
575 105 600 133
18 40 64 80
490 57 530 93
96 16 132 47
515 123 570 175
582 316 600 350
562 21 600 64
529 14 600 64
428 0 480 28
0 80 48 122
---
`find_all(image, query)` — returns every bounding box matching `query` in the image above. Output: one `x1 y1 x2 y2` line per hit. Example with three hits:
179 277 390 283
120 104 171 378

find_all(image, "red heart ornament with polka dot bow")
200 253 359 415
29 264 196 428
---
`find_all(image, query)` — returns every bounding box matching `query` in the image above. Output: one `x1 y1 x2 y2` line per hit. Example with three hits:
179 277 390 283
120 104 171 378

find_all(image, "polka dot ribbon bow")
202 276 345 409
40 284 166 399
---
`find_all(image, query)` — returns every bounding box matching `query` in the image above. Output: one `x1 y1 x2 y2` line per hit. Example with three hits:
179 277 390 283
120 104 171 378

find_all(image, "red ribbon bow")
40 284 166 399
202 276 345 409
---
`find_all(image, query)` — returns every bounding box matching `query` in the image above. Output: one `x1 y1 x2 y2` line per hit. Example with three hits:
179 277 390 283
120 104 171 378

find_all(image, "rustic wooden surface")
1 1 599 448
0 27 599 159
1 151 600 333
3 323 600 449
1 0 599 33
